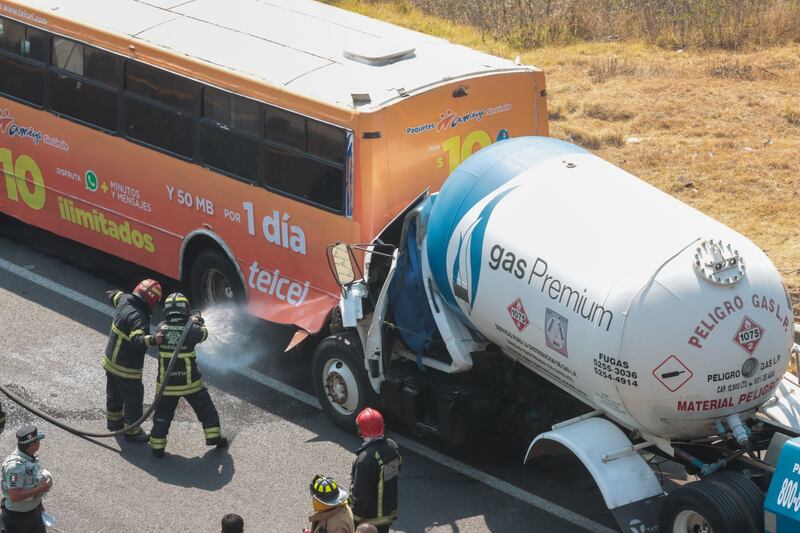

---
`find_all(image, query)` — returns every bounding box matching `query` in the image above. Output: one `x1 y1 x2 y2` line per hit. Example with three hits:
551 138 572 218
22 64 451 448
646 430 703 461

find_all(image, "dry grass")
326 1 800 318
351 0 800 50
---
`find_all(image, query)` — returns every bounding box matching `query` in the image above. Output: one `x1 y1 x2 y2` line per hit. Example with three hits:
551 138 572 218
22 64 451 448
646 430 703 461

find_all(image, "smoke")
194 304 270 372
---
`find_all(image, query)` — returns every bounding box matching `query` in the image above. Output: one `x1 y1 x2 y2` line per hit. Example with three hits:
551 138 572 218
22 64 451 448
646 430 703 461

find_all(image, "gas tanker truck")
313 136 800 532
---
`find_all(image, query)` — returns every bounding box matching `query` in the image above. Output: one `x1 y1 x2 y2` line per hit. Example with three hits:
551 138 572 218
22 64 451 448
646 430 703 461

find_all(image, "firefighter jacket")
308 504 354 533
155 316 208 396
349 437 402 526
102 291 157 380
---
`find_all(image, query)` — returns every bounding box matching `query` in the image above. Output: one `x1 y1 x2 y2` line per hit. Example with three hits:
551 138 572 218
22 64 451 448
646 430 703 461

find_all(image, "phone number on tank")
593 365 639 387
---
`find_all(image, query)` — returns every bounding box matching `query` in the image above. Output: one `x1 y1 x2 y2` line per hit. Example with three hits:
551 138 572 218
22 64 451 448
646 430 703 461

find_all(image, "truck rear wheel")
312 332 370 432
190 249 245 308
660 477 751 533
705 471 764 533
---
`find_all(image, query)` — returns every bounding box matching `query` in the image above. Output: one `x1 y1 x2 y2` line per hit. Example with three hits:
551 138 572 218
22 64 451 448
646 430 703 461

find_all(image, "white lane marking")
0 258 616 533
0 257 114 315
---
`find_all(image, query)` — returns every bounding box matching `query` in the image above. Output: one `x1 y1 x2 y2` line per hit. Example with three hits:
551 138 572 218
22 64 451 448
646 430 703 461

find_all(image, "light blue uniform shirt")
1 448 44 512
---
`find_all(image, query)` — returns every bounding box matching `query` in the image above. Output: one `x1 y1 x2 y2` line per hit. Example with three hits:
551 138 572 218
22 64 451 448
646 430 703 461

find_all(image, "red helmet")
133 279 162 310
356 407 384 438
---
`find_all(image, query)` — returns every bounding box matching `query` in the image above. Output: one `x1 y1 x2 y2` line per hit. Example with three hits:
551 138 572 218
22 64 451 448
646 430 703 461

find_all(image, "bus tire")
312 332 371 432
705 471 764 533
659 477 750 533
190 249 245 308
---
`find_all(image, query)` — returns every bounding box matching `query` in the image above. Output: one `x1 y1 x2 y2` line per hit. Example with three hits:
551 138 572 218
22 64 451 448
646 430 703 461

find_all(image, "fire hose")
0 320 194 439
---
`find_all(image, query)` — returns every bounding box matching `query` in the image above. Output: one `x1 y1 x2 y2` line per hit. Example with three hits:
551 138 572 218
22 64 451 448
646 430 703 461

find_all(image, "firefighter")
148 292 227 457
1 425 51 533
349 408 402 533
305 474 354 533
103 279 163 442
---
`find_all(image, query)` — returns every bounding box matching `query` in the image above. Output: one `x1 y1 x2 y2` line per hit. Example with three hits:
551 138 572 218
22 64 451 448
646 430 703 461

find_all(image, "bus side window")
308 121 345 164
0 17 46 106
50 37 119 131
263 145 344 213
199 87 261 182
52 37 83 75
265 106 305 150
123 61 197 158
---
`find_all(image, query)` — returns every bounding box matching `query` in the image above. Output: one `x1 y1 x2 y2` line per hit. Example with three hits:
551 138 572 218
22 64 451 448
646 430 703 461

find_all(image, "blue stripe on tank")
427 137 586 309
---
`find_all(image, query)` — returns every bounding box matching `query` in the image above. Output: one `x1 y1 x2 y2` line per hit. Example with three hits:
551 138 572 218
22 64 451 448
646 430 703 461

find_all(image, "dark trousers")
1 503 45 533
355 523 390 533
150 387 221 450
105 372 144 434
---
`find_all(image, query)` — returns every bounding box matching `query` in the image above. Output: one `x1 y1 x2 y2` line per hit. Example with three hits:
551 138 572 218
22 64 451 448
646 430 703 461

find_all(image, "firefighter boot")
124 429 149 443
206 436 228 449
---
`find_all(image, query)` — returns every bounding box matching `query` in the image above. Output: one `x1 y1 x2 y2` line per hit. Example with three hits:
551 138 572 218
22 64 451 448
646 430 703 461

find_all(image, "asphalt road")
0 214 679 532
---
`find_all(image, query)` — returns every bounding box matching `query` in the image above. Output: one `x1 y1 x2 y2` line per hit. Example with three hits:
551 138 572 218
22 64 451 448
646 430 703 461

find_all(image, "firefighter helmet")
164 292 191 318
133 279 162 311
356 407 384 438
309 474 348 506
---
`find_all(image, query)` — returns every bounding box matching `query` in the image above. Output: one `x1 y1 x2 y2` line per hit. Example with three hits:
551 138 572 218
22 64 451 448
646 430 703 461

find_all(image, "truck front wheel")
312 332 370 432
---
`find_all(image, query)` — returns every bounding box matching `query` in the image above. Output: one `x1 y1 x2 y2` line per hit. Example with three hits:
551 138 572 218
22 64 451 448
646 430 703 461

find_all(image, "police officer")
349 408 402 533
148 293 227 457
1 425 51 533
103 279 163 442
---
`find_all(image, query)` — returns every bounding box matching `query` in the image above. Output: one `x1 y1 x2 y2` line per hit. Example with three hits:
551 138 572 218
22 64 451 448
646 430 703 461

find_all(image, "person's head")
309 474 348 512
133 279 162 311
356 525 379 533
221 513 244 533
356 407 384 439
164 292 191 320
16 425 45 455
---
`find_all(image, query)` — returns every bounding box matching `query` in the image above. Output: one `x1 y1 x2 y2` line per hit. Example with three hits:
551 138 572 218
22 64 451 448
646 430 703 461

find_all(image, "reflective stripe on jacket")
350 437 402 525
155 318 208 396
102 291 155 379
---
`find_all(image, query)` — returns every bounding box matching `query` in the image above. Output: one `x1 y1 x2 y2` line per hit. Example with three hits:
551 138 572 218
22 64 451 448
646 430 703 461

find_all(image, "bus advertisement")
0 0 548 338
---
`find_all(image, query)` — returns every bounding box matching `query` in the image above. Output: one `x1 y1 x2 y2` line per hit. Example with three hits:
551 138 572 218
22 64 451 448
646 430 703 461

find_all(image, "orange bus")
0 0 548 341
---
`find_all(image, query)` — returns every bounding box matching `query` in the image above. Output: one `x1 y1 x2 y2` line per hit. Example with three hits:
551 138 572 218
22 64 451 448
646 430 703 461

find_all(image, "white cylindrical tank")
425 137 794 440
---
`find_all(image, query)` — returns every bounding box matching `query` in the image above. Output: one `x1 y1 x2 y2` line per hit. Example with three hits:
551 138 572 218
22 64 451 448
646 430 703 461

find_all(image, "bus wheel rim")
201 267 233 303
673 510 712 533
322 357 359 415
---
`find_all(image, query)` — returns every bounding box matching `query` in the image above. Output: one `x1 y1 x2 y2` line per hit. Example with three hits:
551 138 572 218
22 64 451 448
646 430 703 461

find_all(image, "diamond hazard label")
507 298 529 332
653 355 693 392
733 315 763 356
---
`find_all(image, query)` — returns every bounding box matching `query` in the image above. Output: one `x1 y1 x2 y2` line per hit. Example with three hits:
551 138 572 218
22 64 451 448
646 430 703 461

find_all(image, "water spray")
195 304 273 372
